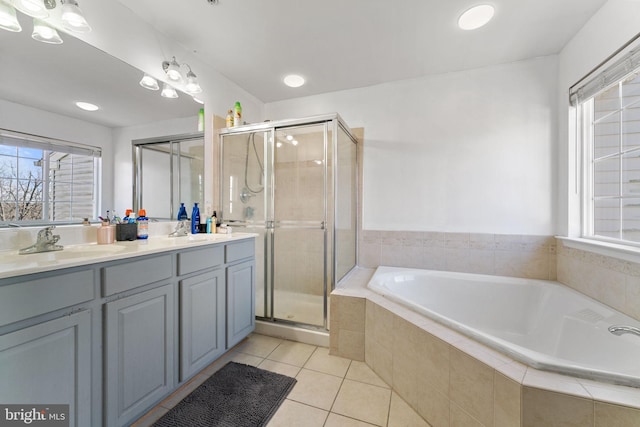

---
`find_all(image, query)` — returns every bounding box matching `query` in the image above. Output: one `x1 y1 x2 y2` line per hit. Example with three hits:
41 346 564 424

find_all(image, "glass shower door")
272 123 327 327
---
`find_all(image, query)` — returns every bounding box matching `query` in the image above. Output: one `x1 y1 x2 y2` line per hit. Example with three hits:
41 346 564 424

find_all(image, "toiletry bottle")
123 209 132 222
213 210 220 227
198 108 204 132
136 209 149 239
177 203 188 221
225 110 234 128
234 102 242 126
206 216 212 234
191 203 200 234
212 211 218 233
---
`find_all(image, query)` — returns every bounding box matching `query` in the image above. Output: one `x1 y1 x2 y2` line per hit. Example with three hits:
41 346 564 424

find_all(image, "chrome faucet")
608 325 640 338
18 226 64 254
168 220 189 237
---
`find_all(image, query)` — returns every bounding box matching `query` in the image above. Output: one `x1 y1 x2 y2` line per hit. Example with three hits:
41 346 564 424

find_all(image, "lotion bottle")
191 203 200 234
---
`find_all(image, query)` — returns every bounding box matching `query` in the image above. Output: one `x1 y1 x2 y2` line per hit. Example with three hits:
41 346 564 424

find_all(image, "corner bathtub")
368 266 640 388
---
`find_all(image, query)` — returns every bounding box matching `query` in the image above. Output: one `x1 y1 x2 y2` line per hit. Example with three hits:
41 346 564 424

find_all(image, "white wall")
557 0 640 236
266 56 558 234
0 99 114 215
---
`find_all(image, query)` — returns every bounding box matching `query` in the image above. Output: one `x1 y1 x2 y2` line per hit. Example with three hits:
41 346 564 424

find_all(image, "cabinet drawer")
177 245 224 276
0 269 95 326
102 254 172 296
225 240 255 264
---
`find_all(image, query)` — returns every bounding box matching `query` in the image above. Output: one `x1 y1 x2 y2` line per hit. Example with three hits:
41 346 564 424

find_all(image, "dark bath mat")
152 362 297 427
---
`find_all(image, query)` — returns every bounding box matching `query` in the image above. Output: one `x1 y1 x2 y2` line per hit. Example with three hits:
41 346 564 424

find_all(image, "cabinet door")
226 260 256 348
179 269 225 381
0 310 92 427
104 284 174 427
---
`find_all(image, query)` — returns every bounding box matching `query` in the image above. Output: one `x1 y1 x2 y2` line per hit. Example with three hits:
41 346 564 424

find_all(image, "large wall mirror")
0 12 203 225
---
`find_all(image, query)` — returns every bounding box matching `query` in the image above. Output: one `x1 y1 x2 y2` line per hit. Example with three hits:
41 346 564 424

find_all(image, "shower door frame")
219 113 358 330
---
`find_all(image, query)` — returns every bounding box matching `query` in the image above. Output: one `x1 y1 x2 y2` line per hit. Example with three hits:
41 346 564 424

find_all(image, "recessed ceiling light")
75 101 99 111
283 74 305 88
458 4 495 30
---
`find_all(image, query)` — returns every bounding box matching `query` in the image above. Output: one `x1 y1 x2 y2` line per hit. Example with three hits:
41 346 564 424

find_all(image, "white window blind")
0 129 101 223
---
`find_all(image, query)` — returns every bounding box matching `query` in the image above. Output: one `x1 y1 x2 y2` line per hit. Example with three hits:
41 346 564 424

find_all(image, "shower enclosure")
219 114 357 329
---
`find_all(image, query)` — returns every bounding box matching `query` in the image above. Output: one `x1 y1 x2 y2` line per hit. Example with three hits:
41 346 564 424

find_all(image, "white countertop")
0 233 257 280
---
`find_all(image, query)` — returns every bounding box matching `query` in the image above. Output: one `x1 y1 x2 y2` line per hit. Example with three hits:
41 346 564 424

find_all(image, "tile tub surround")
330 267 640 427
359 231 557 281
557 240 640 322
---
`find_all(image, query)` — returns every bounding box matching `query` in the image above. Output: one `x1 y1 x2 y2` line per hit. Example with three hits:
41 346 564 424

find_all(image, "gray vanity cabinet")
179 269 225 381
225 240 256 349
0 310 92 427
104 284 175 427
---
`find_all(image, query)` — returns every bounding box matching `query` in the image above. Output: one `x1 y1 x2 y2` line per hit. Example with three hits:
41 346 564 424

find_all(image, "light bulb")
184 70 202 94
161 83 178 99
165 57 182 82
139 74 159 91
32 18 62 44
0 2 22 32
61 0 91 33
13 0 48 18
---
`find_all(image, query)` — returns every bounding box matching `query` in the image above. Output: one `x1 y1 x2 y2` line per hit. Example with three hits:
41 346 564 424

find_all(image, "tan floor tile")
388 391 431 427
258 359 302 378
304 346 352 377
332 379 391 427
229 351 264 366
325 412 378 426
267 399 328 427
288 368 344 410
268 340 317 366
345 361 389 388
236 333 284 358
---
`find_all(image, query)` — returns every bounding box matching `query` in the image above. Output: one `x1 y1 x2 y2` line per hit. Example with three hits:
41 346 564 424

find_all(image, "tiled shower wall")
358 231 557 281
557 241 640 322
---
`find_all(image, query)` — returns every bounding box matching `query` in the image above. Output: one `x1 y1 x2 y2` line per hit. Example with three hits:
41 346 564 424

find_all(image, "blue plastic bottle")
136 209 148 239
177 203 188 221
191 203 200 234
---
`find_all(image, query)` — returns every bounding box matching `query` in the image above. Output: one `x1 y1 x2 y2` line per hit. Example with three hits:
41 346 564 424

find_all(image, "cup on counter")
97 221 115 244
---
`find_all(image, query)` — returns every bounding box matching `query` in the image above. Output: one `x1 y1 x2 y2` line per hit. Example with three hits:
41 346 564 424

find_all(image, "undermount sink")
187 234 230 242
62 244 128 256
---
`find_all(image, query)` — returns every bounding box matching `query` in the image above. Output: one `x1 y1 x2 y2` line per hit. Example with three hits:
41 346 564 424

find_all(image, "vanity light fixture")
0 2 22 32
75 101 98 111
163 57 182 82
12 0 48 18
139 74 159 91
161 83 178 99
184 66 202 94
60 0 90 33
32 18 62 43
458 4 495 30
283 74 305 88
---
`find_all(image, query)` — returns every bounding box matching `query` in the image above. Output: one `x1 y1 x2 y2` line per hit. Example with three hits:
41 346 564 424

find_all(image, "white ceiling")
115 0 608 103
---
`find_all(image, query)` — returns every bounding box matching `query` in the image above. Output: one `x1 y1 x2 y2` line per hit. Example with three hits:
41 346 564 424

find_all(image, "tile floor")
132 333 431 427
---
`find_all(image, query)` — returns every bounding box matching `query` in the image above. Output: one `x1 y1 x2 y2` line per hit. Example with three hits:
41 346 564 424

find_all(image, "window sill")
556 236 640 263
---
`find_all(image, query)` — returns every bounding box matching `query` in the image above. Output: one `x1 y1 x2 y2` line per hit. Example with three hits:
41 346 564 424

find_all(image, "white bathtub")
368 266 640 388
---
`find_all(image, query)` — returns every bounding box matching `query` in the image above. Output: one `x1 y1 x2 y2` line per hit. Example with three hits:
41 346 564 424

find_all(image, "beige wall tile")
339 296 365 332
522 387 594 427
449 348 494 427
625 275 640 321
388 391 431 427
495 251 549 280
450 402 484 427
595 402 640 427
416 387 450 427
337 329 365 361
494 372 521 427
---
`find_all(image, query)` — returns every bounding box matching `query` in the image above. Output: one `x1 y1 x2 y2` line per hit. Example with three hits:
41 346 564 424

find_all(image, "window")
0 129 101 224
573 46 640 245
